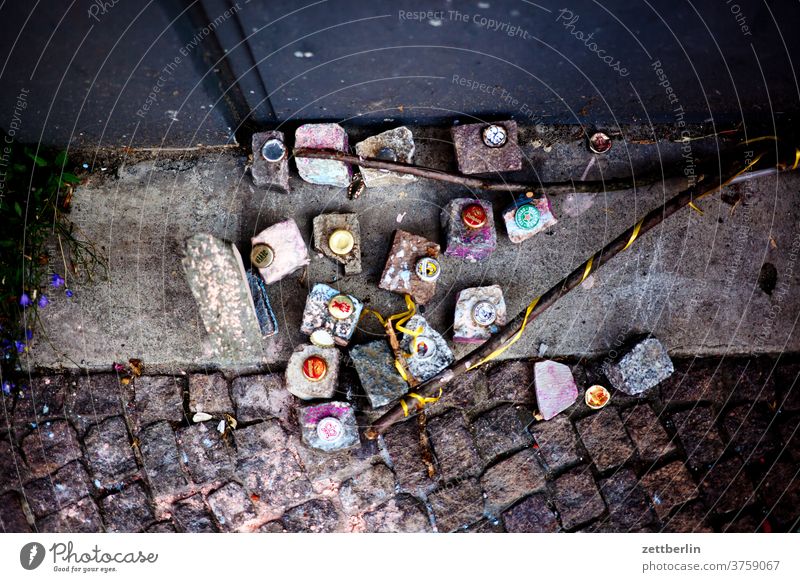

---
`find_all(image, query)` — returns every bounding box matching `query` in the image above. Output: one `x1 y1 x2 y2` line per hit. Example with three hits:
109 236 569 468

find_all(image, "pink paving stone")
294 123 352 187
251 219 310 285
534 360 579 420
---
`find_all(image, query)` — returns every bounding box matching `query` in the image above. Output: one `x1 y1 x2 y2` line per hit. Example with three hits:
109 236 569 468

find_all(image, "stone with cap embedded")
399 315 454 383
251 219 309 284
534 360 579 420
441 198 497 262
294 123 352 187
312 213 362 275
300 283 363 346
285 345 339 400
355 126 417 187
503 193 558 244
251 131 290 192
350 340 409 408
379 230 441 304
451 120 521 175
453 285 507 344
299 401 360 452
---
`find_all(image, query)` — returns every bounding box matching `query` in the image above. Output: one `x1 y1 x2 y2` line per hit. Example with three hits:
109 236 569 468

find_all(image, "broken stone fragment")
285 344 340 400
453 285 507 344
534 360 579 420
250 130 289 191
355 126 417 187
441 198 497 262
502 193 558 244
399 315 454 383
247 270 278 337
603 337 674 396
182 234 264 363
451 120 522 175
299 284 364 347
294 123 352 187
299 401 360 452
351 340 409 408
312 213 362 275
251 218 310 284
379 230 441 305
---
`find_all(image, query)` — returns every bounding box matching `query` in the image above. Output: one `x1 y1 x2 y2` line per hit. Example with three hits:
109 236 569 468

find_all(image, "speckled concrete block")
251 219 309 284
534 360 579 420
399 315 454 383
603 338 674 396
312 213 361 275
251 130 289 191
294 123 352 187
299 401 360 452
451 120 522 175
441 198 497 262
502 193 558 244
247 270 278 337
453 285 507 344
355 126 417 187
379 230 441 305
300 284 363 347
182 234 263 363
351 340 408 408
285 344 340 400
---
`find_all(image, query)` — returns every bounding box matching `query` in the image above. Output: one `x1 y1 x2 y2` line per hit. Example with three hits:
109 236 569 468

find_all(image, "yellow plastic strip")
467 297 540 371
360 308 386 327
580 256 594 283
792 149 800 170
401 388 444 417
688 202 704 214
622 220 644 251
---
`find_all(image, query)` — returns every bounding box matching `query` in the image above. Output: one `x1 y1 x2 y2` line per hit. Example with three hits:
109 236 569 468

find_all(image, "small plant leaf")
55 151 68 167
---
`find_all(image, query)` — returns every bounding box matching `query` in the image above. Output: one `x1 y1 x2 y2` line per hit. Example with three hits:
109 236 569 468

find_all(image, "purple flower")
19 293 32 307
1 381 12 396
15 341 26 354
51 273 65 287
65 289 73 298
38 295 49 308
26 329 33 340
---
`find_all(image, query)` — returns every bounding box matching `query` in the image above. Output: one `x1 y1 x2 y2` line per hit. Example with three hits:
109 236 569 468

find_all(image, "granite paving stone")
237 449 312 508
660 359 725 404
12 375 66 427
576 408 635 472
721 358 776 403
428 478 485 532
671 406 726 470
84 416 138 487
603 337 674 396
231 374 292 423
172 494 218 533
189 373 232 416
659 500 713 533
234 419 288 458
697 456 756 515
552 466 606 530
139 421 188 496
24 460 92 517
21 420 82 478
338 463 396 514
0 491 32 532
529 415 581 473
100 483 155 532
487 360 534 403
427 410 480 481
759 462 800 531
0 440 25 492
65 374 123 436
362 494 431 532
38 497 104 533
598 469 656 530
481 448 546 515
621 404 677 463
382 420 435 493
641 461 699 519
431 367 487 412
722 404 780 460
177 422 236 484
502 493 559 533
207 482 257 532
129 376 185 429
282 499 342 533
472 404 534 461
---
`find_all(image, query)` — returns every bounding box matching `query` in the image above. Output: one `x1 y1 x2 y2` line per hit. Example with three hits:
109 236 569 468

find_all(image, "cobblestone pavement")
2 356 799 533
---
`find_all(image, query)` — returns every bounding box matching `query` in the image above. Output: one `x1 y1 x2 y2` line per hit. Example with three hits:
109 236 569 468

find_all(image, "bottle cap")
413 335 436 359
471 300 498 326
328 229 355 256
482 124 508 148
375 146 398 162
585 385 611 409
261 138 287 162
461 203 488 229
415 257 441 282
514 204 540 230
250 244 275 268
310 329 335 348
302 355 328 382
588 132 612 154
316 417 344 443
327 294 356 320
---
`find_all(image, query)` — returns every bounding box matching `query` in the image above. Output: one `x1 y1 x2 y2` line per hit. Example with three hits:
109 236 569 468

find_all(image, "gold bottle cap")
250 243 274 268
328 294 355 320
328 229 355 256
302 355 328 382
585 385 611 409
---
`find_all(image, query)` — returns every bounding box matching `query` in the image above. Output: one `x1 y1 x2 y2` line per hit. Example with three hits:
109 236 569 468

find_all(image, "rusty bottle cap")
328 229 355 256
588 132 612 154
302 355 328 382
316 416 344 443
328 294 355 320
585 385 611 409
415 257 441 283
250 243 275 268
471 300 498 327
461 203 488 229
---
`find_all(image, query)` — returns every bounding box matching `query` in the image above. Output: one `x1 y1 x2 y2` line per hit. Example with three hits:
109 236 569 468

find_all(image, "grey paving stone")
0 440 25 492
234 419 288 458
603 337 674 396
177 422 236 485
698 456 756 515
576 408 635 472
100 483 155 532
21 420 82 479
65 374 123 436
427 410 480 481
173 494 217 533
0 491 32 532
502 493 559 533
139 421 188 496
231 374 291 423
486 360 535 403
207 482 257 532
472 404 534 461
189 373 232 416
430 367 487 413
339 463 396 514
363 495 431 532
621 404 677 463
598 469 656 530
282 499 342 533
552 466 606 530
13 375 66 427
529 415 580 473
382 420 435 493
38 497 104 533
722 404 780 460
428 478 485 532
660 359 725 404
84 416 138 487
237 450 312 509
641 461 699 519
129 376 185 429
481 448 546 515
672 406 726 470
24 461 92 517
